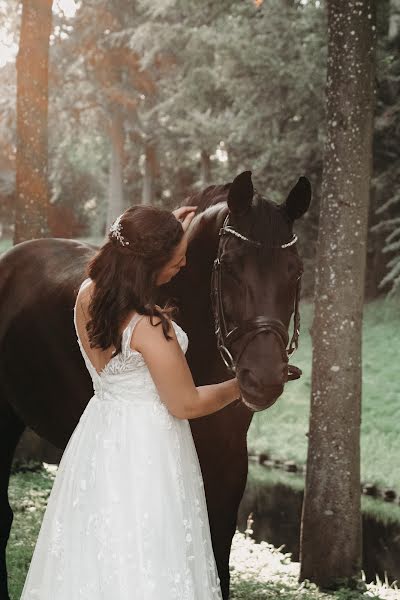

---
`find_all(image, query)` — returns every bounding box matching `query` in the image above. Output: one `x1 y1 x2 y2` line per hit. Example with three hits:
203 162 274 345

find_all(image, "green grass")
8 466 399 600
6 467 53 600
248 297 400 491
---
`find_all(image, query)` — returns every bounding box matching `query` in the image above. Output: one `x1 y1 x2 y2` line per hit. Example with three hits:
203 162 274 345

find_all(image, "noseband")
210 213 302 381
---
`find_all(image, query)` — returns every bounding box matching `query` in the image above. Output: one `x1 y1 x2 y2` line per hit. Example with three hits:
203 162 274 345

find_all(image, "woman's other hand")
172 206 197 232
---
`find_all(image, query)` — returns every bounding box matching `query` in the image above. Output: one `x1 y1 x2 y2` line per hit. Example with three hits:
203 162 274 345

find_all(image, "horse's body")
0 172 310 599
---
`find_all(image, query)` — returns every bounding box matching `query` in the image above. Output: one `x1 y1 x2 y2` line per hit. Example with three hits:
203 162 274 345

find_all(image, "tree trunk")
300 0 376 588
200 149 211 185
106 110 125 230
14 0 53 244
141 142 157 205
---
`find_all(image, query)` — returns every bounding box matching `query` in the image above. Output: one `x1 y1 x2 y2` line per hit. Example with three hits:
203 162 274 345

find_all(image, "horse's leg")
208 505 238 599
0 401 25 600
203 445 249 600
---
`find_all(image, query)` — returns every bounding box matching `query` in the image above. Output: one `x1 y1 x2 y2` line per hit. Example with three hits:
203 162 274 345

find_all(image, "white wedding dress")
20 278 222 599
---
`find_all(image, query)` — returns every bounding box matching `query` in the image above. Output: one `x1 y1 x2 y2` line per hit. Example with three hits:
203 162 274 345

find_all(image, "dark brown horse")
0 171 311 600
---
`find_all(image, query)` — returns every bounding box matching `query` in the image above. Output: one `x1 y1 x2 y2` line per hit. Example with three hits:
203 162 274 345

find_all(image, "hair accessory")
109 214 130 246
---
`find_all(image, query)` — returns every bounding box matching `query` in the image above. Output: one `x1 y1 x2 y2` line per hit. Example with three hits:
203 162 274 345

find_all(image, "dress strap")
81 277 91 288
122 313 146 355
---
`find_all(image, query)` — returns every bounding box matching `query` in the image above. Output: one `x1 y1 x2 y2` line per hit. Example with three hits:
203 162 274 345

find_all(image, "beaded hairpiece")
109 214 130 246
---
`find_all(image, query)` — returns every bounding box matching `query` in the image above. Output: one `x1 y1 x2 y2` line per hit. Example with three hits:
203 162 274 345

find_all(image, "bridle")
210 212 302 381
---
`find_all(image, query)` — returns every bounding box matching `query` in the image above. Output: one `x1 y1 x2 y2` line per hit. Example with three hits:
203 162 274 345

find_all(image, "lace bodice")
73 278 189 403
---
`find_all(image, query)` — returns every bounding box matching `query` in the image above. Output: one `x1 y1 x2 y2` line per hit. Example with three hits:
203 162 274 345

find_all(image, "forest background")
0 0 399 300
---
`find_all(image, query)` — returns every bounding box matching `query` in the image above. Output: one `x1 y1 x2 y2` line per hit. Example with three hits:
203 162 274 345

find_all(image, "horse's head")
211 170 311 411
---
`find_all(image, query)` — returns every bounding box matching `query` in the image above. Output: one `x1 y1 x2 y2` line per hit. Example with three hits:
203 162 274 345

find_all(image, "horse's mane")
183 183 231 214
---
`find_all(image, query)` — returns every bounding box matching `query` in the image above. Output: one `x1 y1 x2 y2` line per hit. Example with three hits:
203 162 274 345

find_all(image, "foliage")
0 0 398 290
372 12 400 295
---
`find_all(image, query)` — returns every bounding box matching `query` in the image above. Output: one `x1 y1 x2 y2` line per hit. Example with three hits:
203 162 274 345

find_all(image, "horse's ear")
283 176 312 221
227 171 254 215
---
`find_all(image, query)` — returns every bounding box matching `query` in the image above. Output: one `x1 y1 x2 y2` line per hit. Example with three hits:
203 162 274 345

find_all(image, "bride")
20 204 241 599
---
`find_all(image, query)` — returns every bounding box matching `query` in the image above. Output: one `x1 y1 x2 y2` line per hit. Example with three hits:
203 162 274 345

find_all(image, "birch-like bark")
300 0 376 587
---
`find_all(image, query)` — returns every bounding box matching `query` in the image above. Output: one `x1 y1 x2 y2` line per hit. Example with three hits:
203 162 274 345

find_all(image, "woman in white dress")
20 204 240 600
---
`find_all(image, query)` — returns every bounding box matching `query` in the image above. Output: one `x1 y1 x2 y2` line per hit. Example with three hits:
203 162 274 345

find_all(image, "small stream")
237 464 400 584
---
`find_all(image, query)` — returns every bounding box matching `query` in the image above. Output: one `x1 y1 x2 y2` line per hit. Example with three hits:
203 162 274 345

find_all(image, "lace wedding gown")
20 278 222 600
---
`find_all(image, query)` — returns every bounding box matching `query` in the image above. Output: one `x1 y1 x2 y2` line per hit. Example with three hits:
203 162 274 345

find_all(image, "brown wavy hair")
84 205 184 356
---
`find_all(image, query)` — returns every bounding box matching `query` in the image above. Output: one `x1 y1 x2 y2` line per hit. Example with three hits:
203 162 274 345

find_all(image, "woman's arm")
130 316 240 419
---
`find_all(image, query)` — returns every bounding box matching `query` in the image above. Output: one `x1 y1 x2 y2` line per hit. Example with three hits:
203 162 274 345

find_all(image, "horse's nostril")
239 365 288 391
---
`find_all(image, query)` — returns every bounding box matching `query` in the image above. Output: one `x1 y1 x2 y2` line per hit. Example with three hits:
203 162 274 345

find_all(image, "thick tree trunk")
300 0 376 588
141 142 157 205
200 149 211 185
14 0 53 244
106 110 125 230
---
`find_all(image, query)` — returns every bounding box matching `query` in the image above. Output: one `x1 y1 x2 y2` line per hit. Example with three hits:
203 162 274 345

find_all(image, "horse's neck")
189 202 228 261
162 204 228 372
165 203 254 433
158 202 225 311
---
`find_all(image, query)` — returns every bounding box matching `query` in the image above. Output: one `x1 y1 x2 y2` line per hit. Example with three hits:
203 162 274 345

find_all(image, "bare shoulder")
130 310 177 352
75 281 93 315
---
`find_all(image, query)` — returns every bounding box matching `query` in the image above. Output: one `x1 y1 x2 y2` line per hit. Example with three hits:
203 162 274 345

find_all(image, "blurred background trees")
14 0 53 243
0 0 399 295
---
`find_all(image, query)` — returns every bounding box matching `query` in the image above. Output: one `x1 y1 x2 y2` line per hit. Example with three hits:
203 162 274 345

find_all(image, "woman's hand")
172 206 197 232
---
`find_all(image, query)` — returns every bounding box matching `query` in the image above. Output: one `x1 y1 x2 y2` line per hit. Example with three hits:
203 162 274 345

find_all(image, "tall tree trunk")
141 142 157 205
200 149 211 185
14 0 53 244
300 0 376 588
106 110 125 230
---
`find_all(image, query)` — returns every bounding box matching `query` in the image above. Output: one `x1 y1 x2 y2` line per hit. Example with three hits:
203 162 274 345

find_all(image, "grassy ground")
6 468 52 600
7 465 399 600
247 296 400 491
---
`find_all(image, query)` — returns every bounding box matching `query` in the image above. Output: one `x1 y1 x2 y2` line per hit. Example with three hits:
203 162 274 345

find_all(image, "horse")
0 170 311 599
